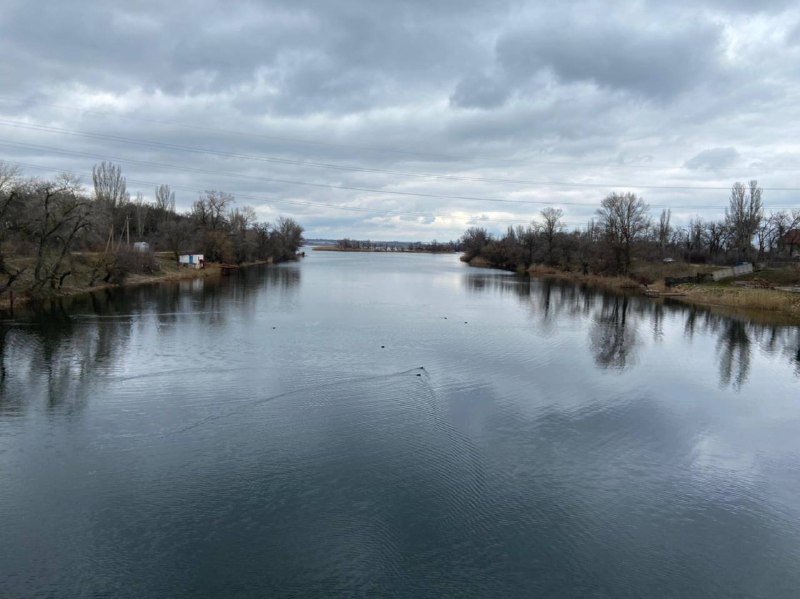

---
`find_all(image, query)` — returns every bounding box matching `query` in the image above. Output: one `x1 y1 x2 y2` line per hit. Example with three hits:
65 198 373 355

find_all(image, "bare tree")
162 219 194 260
0 162 22 273
0 161 20 195
539 207 563 264
270 217 305 261
705 220 726 259
460 227 491 261
0 163 25 294
191 197 209 228
228 206 258 262
514 224 537 267
656 208 671 257
596 192 650 274
23 174 92 292
133 192 149 240
725 180 763 261
760 210 800 258
154 184 176 213
92 161 129 211
229 205 257 235
205 190 234 231
0 162 22 243
92 162 129 244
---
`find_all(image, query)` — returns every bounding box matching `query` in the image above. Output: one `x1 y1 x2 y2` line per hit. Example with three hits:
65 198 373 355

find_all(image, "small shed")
179 254 205 269
133 241 150 252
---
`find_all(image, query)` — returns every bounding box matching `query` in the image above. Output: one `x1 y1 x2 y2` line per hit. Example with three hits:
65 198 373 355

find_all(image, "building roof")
782 229 800 245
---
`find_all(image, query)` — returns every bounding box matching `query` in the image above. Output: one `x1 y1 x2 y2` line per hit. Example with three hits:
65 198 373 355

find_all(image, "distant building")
133 241 150 252
179 254 205 269
782 230 800 257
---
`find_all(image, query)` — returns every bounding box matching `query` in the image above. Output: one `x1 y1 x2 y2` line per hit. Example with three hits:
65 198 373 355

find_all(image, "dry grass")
525 262 800 323
527 265 641 293
675 284 800 314
468 256 494 267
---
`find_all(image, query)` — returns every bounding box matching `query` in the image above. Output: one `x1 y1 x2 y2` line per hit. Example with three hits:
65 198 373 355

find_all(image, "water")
1 252 799 598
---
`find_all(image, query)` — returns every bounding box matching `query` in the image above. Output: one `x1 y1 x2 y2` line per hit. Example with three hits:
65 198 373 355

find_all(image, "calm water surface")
1 252 799 598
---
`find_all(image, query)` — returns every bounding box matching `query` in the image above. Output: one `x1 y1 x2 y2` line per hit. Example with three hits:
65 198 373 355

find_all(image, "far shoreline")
312 245 457 254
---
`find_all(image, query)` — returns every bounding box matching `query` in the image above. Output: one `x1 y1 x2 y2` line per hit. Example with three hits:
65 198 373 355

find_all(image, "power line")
0 96 463 162
5 139 800 214
0 138 628 208
3 118 800 193
16 159 788 232
9 160 557 227
2 95 797 174
10 139 792 215
0 138 601 207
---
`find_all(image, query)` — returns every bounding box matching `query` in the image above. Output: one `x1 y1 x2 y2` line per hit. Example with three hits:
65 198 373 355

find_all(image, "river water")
1 251 799 598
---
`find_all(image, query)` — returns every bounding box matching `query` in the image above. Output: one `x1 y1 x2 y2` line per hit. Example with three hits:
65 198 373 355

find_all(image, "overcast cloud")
1 0 799 240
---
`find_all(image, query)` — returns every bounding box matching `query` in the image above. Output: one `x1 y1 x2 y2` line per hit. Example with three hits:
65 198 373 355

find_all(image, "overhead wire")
2 95 799 173
0 138 617 207
2 117 800 193
4 139 798 214
9 160 557 227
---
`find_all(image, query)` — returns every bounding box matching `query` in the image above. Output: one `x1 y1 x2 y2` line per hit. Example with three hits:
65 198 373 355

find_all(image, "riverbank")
467 258 800 323
654 283 800 322
1 262 217 312
0 256 280 313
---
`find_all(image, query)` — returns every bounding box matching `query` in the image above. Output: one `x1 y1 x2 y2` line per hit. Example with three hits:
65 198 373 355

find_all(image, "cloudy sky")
1 0 799 240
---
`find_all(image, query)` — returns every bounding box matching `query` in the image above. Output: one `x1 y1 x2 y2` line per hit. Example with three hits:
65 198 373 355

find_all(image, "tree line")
0 161 304 299
335 238 457 252
461 182 800 275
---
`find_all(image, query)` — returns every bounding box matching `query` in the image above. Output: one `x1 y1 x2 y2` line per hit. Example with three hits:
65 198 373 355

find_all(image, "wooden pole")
105 224 115 254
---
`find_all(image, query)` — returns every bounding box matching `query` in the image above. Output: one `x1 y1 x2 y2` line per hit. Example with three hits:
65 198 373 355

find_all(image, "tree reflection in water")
0 298 131 413
0 264 302 410
1 266 797 404
716 320 751 390
463 272 800 388
589 295 639 370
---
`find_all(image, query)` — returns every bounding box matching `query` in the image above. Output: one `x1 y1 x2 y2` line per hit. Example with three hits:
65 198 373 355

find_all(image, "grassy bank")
668 284 800 316
465 256 800 323
526 265 644 293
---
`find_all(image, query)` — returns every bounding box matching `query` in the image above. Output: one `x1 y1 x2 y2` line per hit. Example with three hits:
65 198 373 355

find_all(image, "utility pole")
104 224 114 254
116 217 130 251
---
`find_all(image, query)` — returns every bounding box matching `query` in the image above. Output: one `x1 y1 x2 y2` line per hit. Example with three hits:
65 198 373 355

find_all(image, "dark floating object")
416 373 422 377
420 366 425 370
381 345 385 348
464 321 468 324
272 326 276 329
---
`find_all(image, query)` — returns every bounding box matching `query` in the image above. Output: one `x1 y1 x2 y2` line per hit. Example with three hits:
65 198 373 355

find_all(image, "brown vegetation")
0 161 304 309
460 181 800 321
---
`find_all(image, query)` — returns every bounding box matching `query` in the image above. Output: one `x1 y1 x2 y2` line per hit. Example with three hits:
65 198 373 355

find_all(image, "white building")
179 254 205 269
